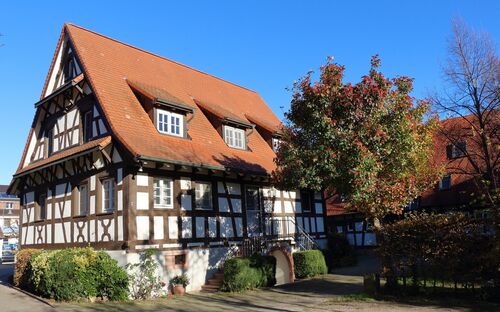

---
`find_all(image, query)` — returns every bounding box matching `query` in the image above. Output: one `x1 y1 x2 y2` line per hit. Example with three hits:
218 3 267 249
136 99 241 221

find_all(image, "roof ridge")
65 23 259 94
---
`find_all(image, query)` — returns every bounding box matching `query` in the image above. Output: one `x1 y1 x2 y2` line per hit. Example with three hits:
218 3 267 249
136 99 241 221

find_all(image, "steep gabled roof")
63 23 280 174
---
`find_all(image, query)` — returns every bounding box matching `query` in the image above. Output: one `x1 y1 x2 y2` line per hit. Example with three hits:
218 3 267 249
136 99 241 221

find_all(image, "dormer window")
224 125 246 149
447 141 467 159
272 137 282 153
156 109 184 137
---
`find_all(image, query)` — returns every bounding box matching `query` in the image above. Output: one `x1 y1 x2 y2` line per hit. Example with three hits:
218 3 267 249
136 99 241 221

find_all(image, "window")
102 179 115 213
272 138 282 153
78 184 89 215
447 141 467 159
63 50 77 83
37 194 46 221
300 191 313 211
174 254 186 266
47 128 54 156
153 178 173 208
82 111 93 142
224 125 246 149
157 109 183 137
195 182 212 210
439 174 452 190
6 202 13 215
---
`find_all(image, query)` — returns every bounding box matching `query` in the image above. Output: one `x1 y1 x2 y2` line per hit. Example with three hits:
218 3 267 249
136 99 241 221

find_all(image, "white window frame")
223 125 246 149
195 181 213 210
156 108 183 137
78 184 89 215
153 178 174 208
439 174 452 190
6 202 13 209
102 178 115 213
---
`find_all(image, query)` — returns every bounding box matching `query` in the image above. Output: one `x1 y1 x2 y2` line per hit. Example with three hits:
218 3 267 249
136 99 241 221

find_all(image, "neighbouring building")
8 24 327 291
419 115 497 213
326 114 499 246
0 185 20 238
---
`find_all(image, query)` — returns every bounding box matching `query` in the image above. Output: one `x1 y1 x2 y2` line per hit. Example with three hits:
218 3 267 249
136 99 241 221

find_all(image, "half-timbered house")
8 24 327 291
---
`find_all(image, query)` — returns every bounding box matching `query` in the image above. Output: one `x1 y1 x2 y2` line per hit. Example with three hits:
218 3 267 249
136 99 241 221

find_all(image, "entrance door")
246 186 262 237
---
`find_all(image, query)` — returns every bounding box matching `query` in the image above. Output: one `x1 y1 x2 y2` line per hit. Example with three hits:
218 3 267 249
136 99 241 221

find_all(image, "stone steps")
201 270 224 293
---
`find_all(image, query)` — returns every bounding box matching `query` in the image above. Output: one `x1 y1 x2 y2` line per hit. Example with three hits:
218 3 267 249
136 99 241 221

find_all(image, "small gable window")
272 138 282 153
224 125 246 149
447 141 467 159
439 174 452 190
156 109 183 137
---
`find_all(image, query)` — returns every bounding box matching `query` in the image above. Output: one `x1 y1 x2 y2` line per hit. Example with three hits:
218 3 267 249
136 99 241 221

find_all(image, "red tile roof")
60 24 280 174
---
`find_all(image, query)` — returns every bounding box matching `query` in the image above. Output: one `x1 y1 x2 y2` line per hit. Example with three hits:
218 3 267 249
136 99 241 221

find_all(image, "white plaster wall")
117 190 123 211
136 216 150 240
154 216 164 240
168 216 178 239
106 246 232 293
284 201 294 213
117 216 124 241
54 223 64 243
180 177 191 190
137 192 149 210
25 226 33 245
90 195 96 214
46 224 52 244
136 174 149 186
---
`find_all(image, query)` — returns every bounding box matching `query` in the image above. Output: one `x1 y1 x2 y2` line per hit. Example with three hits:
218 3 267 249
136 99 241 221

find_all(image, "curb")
0 281 55 308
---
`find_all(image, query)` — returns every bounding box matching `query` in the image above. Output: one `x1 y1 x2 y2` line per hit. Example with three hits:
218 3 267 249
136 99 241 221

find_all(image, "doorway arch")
269 247 294 285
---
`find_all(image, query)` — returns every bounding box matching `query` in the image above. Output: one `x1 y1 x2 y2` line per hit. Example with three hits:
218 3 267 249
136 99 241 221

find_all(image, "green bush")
18 247 128 301
293 250 328 278
13 248 40 290
222 255 276 292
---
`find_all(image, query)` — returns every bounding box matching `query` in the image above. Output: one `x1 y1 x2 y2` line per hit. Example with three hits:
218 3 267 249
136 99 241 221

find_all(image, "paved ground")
2 251 498 312
0 263 56 312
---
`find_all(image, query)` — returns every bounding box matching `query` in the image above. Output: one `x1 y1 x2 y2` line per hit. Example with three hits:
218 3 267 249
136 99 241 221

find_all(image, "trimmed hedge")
13 248 40 291
293 250 328 278
222 254 276 292
14 247 128 301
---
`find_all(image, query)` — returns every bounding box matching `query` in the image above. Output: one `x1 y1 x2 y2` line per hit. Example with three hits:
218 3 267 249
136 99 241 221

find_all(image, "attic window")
224 125 246 149
447 141 467 159
272 138 282 153
156 108 183 137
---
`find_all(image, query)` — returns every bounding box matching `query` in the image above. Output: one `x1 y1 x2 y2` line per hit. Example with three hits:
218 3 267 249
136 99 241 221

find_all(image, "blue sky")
0 1 499 184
